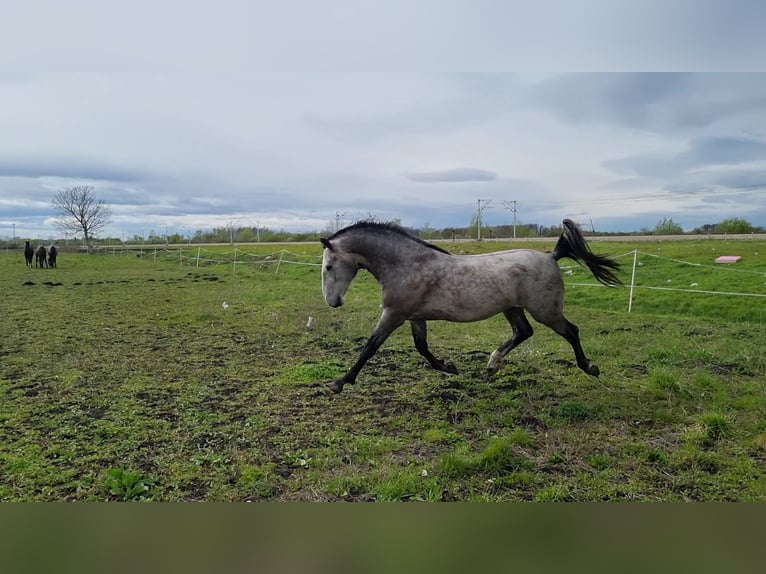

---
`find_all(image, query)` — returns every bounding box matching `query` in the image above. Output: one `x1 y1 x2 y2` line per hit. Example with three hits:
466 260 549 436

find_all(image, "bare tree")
51 186 112 248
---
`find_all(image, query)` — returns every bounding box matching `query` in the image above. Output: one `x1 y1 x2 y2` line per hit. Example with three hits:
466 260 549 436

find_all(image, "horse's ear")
320 237 334 251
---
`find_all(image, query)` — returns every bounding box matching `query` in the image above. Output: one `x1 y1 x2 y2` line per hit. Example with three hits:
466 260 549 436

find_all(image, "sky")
2 1 766 241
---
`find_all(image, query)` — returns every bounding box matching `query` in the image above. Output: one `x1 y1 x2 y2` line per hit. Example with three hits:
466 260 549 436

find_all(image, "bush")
653 218 684 235
716 218 757 234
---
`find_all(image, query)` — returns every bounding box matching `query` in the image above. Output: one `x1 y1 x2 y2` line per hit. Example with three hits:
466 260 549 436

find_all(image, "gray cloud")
530 73 687 130
305 102 489 144
713 169 766 190
604 136 766 179
530 73 766 132
691 136 766 165
303 73 521 144
0 158 146 183
406 168 498 183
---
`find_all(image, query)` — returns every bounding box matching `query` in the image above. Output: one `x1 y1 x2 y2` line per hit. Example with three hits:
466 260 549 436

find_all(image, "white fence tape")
106 246 765 310
568 249 765 311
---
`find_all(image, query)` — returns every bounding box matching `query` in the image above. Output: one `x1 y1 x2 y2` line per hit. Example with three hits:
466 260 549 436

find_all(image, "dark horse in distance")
24 240 34 268
35 245 48 268
48 245 58 268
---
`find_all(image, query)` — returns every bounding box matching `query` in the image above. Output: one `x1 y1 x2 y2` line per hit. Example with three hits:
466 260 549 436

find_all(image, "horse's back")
462 249 560 283
467 249 563 298
405 250 563 322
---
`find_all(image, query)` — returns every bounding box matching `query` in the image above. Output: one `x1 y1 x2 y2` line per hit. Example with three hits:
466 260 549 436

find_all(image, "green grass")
0 239 764 501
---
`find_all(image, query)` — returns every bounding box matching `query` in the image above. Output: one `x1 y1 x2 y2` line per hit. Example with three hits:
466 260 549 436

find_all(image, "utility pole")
476 199 492 240
502 200 518 238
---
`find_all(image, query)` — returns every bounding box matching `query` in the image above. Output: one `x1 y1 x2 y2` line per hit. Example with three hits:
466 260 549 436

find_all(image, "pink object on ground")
715 255 742 263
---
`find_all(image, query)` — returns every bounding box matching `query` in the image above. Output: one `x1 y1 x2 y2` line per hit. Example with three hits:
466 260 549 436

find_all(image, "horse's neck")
344 232 434 277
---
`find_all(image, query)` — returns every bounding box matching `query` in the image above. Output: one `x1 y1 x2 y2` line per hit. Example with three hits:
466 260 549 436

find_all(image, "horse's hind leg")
545 315 600 377
487 307 534 379
410 320 459 374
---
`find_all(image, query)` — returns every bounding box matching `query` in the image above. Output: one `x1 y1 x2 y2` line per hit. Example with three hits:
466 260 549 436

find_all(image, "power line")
501 200 518 238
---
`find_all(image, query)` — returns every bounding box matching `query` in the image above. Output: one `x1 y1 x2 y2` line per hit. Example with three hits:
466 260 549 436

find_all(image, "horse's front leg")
327 309 405 393
410 320 458 374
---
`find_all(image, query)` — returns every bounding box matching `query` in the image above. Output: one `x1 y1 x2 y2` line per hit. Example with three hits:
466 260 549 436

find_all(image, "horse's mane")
329 220 450 255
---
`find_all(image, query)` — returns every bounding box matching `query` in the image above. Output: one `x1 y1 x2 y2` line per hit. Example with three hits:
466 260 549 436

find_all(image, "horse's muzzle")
327 297 344 308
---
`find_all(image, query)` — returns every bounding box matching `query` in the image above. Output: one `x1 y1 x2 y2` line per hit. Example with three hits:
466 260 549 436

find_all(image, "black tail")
551 219 621 287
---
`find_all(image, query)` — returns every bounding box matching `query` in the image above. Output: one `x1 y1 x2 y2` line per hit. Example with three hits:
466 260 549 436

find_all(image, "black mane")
329 220 450 254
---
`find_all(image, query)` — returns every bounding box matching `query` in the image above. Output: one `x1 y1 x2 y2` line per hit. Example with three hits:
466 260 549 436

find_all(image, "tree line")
647 217 762 235
2 186 763 248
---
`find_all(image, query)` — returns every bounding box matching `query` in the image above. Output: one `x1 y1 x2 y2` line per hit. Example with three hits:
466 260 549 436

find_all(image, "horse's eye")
325 265 333 271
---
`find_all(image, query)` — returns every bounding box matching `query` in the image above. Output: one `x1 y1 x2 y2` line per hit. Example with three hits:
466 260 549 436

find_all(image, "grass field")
1 237 764 501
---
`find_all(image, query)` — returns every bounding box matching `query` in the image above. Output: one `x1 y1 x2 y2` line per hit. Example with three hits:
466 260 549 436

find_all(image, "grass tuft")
698 412 735 445
440 435 533 479
104 468 154 501
555 401 591 422
280 361 347 384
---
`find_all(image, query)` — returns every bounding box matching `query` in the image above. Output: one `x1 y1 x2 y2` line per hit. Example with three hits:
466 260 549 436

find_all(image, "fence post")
196 247 201 267
233 249 237 273
275 250 284 274
628 249 638 313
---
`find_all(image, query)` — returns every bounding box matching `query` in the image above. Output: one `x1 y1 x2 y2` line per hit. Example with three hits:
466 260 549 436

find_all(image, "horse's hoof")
326 380 344 394
486 367 498 381
587 364 600 377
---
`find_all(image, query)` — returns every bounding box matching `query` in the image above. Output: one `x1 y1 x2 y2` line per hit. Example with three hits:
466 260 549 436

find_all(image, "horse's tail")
551 219 622 287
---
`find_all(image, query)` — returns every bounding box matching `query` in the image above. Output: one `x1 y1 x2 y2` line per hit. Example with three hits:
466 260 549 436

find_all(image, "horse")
24 240 34 268
319 219 621 393
48 245 58 268
35 245 48 268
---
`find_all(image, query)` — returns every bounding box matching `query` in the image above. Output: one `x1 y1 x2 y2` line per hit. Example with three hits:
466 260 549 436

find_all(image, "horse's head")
320 237 359 308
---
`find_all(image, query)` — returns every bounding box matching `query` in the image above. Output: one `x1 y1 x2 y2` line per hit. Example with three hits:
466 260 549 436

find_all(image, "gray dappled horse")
319 219 621 393
35 245 48 268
